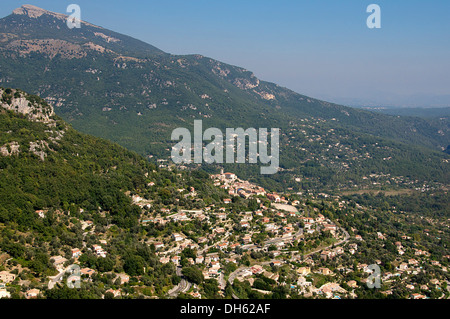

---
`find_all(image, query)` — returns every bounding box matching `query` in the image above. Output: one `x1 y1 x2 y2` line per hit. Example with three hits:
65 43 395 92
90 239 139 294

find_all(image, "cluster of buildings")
211 171 266 199
1 169 447 300
137 173 351 299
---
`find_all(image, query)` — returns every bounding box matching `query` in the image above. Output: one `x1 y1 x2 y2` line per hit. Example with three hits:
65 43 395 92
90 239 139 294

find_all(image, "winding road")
167 266 192 297
228 225 350 299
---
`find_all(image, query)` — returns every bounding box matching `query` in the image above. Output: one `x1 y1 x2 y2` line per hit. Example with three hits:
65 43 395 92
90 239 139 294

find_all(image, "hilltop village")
0 170 449 299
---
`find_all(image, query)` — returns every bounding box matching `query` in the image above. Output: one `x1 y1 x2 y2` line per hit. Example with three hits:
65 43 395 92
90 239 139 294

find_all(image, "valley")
0 5 448 195
0 5 448 302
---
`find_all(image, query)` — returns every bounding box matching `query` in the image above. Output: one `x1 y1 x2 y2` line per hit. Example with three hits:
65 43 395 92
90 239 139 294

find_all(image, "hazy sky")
1 0 449 107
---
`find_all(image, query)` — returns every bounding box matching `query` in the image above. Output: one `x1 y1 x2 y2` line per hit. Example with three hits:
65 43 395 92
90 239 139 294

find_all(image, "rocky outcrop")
1 88 54 123
12 4 100 29
0 141 20 157
0 88 62 161
29 140 49 161
13 4 67 20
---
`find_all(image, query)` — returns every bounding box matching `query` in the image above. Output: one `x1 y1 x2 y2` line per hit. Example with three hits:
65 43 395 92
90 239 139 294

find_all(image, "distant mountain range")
0 5 448 192
355 106 450 119
324 94 450 110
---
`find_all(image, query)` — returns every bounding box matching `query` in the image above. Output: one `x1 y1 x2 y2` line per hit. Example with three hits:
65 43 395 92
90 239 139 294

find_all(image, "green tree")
182 266 204 285
123 255 145 276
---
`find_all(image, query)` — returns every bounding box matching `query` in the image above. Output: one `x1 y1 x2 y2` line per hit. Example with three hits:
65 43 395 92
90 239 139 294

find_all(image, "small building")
25 289 41 299
80 268 96 277
0 289 11 299
116 273 130 284
51 256 68 270
72 248 82 258
171 256 180 266
105 289 122 298
398 263 409 271
270 261 282 267
172 233 183 242
251 265 264 275
296 267 311 276
240 221 250 228
411 293 426 299
242 235 252 244
267 193 281 203
224 173 236 180
195 256 204 264
318 267 333 276
0 271 16 284
297 276 312 287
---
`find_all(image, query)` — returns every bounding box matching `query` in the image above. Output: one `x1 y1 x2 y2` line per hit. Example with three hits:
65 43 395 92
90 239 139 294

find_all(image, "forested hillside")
0 87 224 231
0 5 448 194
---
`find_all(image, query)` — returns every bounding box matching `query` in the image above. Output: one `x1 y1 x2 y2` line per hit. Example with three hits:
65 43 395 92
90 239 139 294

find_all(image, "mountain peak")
12 4 66 20
11 4 101 29
1 5 164 57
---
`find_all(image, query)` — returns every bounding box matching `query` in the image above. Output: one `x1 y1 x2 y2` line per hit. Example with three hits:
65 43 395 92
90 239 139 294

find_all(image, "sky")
1 0 450 107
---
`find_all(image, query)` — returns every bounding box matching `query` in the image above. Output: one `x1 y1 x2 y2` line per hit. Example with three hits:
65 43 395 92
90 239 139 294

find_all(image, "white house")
0 289 11 299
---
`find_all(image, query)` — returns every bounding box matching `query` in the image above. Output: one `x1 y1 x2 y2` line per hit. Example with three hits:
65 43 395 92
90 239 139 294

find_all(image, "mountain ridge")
14 4 83 22
0 5 446 149
0 5 448 192
1 4 165 58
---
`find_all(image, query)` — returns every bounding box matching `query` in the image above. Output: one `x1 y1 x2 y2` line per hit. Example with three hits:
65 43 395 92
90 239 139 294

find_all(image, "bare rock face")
12 4 67 20
12 4 100 28
0 88 62 161
233 77 260 90
0 141 20 157
29 140 49 161
1 88 55 123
